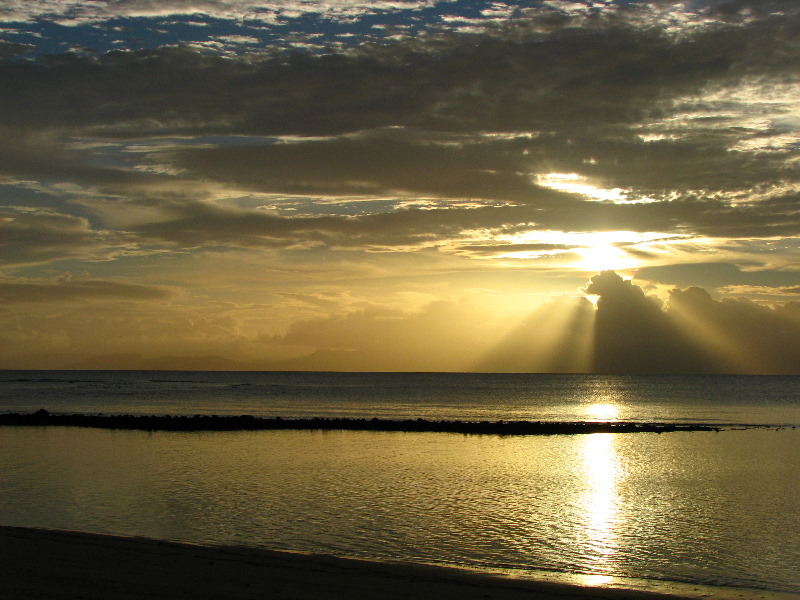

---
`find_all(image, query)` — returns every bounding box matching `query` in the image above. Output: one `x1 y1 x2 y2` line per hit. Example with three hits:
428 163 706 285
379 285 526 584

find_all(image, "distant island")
0 409 740 435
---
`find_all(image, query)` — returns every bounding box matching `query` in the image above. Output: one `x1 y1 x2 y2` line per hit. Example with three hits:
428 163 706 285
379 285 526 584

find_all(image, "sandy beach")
0 525 775 600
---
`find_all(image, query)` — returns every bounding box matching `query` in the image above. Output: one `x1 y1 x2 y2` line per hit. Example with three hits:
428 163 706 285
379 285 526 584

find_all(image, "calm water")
2 370 800 424
2 371 800 597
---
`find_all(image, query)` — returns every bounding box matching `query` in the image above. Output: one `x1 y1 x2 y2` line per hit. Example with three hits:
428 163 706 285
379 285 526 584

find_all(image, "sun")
491 229 659 272
573 243 634 272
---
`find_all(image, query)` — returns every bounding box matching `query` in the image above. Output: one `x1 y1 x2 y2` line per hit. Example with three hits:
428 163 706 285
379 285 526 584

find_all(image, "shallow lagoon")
3 371 799 596
2 425 799 596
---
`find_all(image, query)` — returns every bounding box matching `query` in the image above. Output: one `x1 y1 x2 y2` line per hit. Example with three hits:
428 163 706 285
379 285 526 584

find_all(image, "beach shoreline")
2 526 796 600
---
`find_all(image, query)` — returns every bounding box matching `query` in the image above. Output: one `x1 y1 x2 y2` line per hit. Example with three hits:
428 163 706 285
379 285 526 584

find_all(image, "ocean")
1 371 799 597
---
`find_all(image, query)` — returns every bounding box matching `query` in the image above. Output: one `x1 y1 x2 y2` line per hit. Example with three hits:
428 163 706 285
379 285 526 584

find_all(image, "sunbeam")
475 295 595 372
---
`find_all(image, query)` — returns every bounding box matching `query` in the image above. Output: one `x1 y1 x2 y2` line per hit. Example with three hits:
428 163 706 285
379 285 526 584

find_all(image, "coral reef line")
0 410 732 435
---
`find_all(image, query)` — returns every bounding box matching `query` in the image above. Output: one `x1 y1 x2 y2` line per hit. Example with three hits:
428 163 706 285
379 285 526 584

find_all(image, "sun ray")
667 293 766 373
474 295 595 373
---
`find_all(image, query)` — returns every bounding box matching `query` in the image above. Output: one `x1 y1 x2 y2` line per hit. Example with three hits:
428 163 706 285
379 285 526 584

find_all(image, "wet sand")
0 526 762 600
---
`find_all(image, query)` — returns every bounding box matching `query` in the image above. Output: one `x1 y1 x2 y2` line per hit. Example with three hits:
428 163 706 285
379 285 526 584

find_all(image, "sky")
0 0 798 373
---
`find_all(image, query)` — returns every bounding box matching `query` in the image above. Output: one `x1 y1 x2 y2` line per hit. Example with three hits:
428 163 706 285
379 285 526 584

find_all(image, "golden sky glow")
0 1 798 372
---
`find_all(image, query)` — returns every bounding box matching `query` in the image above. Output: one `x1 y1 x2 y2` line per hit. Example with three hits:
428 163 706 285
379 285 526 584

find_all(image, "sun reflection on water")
579 433 623 576
581 574 615 587
587 403 618 421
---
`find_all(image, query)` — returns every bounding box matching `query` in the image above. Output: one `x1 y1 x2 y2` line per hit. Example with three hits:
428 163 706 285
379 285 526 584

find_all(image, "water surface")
1 426 799 596
1 371 799 597
3 371 799 425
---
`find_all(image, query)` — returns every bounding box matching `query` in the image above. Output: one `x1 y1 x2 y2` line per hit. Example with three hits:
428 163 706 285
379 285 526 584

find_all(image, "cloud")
582 270 708 373
1 266 797 373
0 297 278 370
667 286 800 374
0 126 164 189
636 263 800 290
1 8 792 252
718 285 800 297
584 270 800 374
0 209 133 267
156 128 800 243
453 243 576 258
4 6 797 141
0 0 437 24
272 299 499 371
108 189 798 255
0 41 34 58
0 279 171 303
0 2 798 372
236 271 800 373
0 5 795 219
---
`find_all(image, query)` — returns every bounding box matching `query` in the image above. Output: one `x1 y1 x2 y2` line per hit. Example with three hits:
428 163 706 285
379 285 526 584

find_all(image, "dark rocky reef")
0 409 725 435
